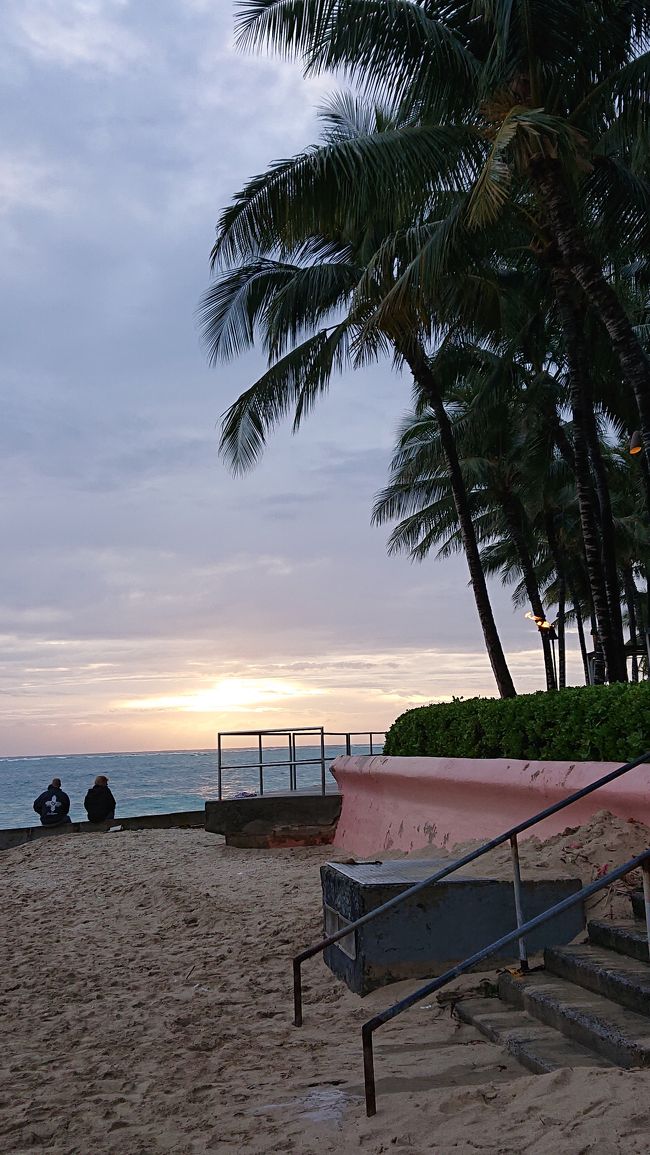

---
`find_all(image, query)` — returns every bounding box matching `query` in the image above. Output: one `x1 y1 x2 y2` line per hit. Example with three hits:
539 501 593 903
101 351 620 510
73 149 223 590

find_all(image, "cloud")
118 676 322 714
6 0 144 73
0 2 576 758
0 152 70 216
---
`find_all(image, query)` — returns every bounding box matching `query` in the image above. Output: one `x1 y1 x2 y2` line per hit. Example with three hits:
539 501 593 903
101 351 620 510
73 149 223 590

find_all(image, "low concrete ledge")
0 810 205 852
205 793 342 848
331 755 650 856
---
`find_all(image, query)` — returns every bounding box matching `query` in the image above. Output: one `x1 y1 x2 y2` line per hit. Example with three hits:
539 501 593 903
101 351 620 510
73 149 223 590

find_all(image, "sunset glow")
118 677 321 714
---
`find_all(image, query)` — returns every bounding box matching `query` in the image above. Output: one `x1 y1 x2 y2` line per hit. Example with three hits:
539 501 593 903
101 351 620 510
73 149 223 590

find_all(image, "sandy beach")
2 816 649 1154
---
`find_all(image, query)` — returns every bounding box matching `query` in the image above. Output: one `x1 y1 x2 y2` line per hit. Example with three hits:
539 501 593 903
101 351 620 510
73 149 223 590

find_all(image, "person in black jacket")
84 775 116 823
33 778 71 826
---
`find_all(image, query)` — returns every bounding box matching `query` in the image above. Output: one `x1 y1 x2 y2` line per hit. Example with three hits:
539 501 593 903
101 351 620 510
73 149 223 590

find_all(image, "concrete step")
588 918 649 964
498 968 650 1068
631 889 645 921
455 997 614 1074
545 941 650 1016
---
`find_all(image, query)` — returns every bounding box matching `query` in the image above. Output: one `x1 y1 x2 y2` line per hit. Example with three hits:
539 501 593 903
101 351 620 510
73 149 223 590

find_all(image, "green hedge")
383 683 650 763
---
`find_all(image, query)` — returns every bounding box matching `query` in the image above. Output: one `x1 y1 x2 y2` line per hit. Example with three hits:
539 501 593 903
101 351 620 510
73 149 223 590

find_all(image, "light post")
525 611 558 690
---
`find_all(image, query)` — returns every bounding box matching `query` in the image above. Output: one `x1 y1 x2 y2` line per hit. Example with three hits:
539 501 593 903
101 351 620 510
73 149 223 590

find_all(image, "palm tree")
372 350 563 690
232 0 650 461
205 5 650 688
215 4 648 679
202 94 517 696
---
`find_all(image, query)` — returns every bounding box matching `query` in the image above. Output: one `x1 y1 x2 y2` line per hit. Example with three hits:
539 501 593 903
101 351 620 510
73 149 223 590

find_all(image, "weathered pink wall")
331 755 650 856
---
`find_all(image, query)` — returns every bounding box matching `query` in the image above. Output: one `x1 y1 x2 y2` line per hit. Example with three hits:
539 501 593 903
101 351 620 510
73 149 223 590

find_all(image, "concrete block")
321 859 584 995
205 793 341 848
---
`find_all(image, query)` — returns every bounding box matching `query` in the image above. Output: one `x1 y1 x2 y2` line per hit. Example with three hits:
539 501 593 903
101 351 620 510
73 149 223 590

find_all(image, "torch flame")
524 611 554 630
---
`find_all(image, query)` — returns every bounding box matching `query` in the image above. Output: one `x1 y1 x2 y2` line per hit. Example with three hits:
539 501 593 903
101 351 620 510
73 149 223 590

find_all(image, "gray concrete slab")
204 792 342 847
588 918 650 963
456 996 614 1072
321 859 584 995
545 941 650 1014
498 968 650 1067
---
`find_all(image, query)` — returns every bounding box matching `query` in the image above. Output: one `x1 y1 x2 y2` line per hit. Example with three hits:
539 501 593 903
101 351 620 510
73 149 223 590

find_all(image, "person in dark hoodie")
84 775 116 824
33 778 71 826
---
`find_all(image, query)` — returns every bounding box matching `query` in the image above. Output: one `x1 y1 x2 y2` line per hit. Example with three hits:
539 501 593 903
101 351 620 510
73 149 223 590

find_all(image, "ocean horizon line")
0 736 380 764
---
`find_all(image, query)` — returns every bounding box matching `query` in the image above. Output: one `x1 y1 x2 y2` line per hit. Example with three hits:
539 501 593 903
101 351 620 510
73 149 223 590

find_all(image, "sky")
0 1 584 757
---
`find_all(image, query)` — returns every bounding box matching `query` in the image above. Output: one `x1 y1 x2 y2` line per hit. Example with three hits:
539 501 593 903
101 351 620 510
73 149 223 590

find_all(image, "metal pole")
258 733 264 796
345 732 352 756
643 858 650 953
217 733 222 801
510 834 529 972
362 1024 376 1117
320 728 326 795
293 958 303 1027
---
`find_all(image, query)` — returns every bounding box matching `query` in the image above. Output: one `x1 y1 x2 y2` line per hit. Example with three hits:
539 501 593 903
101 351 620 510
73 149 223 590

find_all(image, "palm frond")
219 322 350 472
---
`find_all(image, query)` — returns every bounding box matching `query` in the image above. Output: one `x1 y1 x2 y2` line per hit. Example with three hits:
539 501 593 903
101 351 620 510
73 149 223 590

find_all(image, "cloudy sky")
0 1 582 757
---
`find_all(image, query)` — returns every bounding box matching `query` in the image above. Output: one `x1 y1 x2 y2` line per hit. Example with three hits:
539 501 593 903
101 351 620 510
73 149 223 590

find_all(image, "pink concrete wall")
331 755 650 856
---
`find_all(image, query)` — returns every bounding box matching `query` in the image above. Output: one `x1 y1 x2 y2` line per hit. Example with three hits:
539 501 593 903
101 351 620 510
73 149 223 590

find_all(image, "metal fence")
215 725 385 800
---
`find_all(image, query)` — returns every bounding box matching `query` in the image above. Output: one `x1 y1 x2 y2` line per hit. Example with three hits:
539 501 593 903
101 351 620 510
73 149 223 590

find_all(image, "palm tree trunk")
623 565 638 683
571 595 590 685
557 578 566 689
404 345 517 698
590 612 606 684
499 489 557 691
550 262 623 683
544 510 568 688
533 157 650 470
581 372 627 680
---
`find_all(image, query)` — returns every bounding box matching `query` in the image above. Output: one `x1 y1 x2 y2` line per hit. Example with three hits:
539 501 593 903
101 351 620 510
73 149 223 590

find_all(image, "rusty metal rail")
293 749 650 1026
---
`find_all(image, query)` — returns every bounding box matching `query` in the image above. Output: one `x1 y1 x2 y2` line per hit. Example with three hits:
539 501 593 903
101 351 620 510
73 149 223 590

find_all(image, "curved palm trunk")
550 263 623 683
403 345 517 698
533 158 650 472
498 489 557 691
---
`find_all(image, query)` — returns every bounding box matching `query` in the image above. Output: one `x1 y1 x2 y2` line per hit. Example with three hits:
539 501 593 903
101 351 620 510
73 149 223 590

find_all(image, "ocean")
1 742 383 830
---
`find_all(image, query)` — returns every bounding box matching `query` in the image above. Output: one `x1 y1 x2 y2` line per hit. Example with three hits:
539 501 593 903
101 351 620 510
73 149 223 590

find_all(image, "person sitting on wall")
84 775 116 824
33 778 71 826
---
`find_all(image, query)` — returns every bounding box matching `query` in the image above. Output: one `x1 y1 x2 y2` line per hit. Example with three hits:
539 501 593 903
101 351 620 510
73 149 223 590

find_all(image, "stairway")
456 889 650 1073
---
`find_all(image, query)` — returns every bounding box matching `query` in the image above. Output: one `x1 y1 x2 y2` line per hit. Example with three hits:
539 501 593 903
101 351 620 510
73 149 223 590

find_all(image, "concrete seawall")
331 755 650 856
0 810 205 851
205 793 342 847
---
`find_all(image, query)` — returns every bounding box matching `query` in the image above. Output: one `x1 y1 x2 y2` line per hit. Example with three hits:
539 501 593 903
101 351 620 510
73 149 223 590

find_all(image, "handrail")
361 849 650 1116
216 727 385 799
292 748 650 1025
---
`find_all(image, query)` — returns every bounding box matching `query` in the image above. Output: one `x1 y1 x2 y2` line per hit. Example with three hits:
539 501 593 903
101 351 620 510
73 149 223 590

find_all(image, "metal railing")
292 748 650 1026
362 850 650 1115
216 726 385 800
